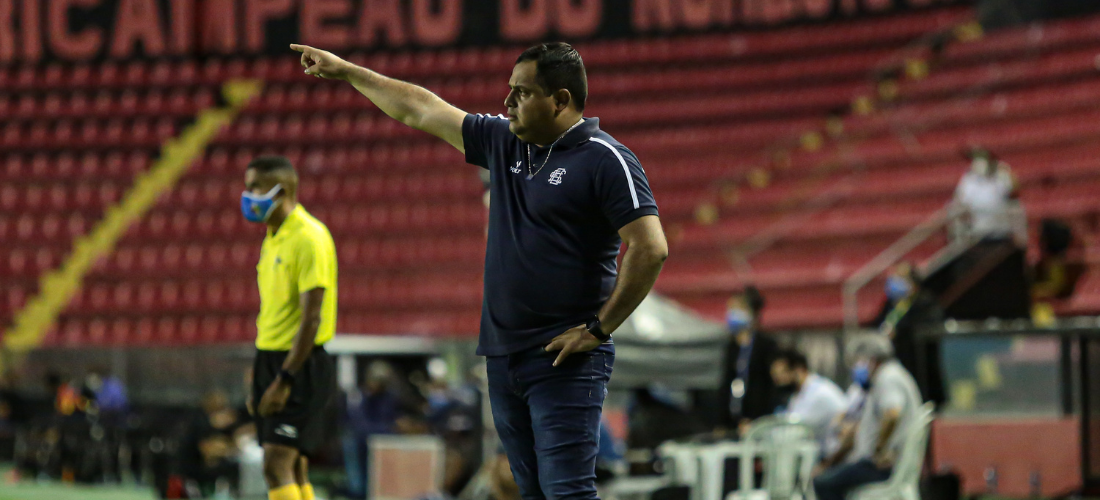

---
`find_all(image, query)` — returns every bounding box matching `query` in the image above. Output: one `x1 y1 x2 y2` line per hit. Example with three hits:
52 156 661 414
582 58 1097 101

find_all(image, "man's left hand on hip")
545 325 603 367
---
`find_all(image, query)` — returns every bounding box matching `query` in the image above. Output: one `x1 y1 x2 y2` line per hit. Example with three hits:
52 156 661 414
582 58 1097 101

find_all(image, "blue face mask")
852 361 871 389
241 184 283 223
726 309 752 333
428 390 450 413
884 276 912 301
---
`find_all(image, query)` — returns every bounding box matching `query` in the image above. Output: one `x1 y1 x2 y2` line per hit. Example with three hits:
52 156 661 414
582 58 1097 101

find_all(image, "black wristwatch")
278 369 296 384
586 315 611 342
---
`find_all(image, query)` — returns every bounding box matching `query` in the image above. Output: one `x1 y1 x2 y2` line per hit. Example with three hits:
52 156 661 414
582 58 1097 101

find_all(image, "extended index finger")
289 44 311 53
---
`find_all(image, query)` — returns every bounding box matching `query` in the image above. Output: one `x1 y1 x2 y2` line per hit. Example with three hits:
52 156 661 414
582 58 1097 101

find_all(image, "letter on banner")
111 0 167 57
302 0 352 48
500 0 548 41
357 0 407 47
760 0 793 24
632 0 674 32
245 0 293 51
711 0 735 27
679 0 711 29
803 0 832 19
0 0 17 63
839 0 858 16
554 0 599 37
22 0 42 62
864 0 893 12
201 0 236 53
412 0 460 46
49 0 103 61
171 0 194 54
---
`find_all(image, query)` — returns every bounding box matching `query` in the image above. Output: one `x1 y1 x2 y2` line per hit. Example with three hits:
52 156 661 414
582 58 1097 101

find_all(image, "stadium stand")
9 5 1100 343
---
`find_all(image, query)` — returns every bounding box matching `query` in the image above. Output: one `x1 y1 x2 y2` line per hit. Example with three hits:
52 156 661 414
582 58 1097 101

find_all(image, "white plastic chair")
726 416 819 500
606 442 703 500
847 402 935 500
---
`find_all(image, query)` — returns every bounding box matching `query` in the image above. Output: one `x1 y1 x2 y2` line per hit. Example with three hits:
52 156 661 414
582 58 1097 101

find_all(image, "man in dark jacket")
718 286 780 433
877 263 947 408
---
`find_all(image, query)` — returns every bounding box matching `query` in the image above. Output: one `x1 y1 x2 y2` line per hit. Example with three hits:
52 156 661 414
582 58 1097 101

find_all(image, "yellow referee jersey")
255 205 337 350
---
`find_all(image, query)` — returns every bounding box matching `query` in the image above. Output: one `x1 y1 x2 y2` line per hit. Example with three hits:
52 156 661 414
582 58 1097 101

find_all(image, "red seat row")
0 118 176 150
49 315 256 346
941 14 1100 62
193 143 462 175
0 88 214 120
1 151 149 182
0 182 121 214
67 279 259 315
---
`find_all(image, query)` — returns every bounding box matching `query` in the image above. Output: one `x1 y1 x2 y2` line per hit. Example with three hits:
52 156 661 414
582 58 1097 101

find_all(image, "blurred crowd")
0 357 493 500
624 287 928 500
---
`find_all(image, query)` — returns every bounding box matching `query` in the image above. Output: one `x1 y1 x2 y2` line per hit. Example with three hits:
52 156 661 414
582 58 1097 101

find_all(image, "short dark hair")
740 285 765 315
774 348 809 372
516 42 588 112
246 155 296 175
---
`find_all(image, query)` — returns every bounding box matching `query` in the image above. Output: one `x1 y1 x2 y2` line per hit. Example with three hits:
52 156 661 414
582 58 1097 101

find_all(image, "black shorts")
252 346 336 455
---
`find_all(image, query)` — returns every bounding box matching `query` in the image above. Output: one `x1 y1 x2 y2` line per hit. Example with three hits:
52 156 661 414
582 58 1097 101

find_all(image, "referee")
241 156 337 500
291 42 668 499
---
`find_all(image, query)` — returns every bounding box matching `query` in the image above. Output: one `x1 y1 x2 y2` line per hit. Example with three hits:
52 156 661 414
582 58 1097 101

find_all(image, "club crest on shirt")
510 161 522 174
548 168 566 185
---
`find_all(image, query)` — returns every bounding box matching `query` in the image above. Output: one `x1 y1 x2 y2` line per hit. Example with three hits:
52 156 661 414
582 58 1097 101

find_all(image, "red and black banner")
1 0 965 64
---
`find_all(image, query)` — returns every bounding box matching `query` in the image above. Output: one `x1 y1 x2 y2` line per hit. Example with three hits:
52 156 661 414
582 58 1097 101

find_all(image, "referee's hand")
545 325 603 367
290 44 352 80
257 378 292 417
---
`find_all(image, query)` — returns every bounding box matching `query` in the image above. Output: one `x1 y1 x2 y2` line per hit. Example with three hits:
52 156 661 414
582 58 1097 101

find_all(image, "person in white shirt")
813 336 923 500
952 147 1021 242
769 349 847 445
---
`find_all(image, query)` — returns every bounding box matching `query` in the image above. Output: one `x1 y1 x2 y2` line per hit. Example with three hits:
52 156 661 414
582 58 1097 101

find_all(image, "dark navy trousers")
487 346 614 500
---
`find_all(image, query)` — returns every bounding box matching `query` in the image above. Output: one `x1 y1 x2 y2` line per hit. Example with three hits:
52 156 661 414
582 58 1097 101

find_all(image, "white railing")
841 202 1027 331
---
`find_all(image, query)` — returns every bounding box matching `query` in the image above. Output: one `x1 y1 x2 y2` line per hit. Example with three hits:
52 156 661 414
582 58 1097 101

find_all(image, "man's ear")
553 89 572 112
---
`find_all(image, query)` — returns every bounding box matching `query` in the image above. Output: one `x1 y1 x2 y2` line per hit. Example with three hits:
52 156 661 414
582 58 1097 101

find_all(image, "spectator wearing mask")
342 361 400 499
952 146 1021 244
813 336 923 500
718 286 779 434
769 349 847 445
877 262 946 407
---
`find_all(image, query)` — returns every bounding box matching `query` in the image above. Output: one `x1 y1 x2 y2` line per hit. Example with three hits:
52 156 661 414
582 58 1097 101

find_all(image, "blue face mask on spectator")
428 390 450 413
241 184 283 223
852 361 871 389
726 309 752 333
884 276 912 301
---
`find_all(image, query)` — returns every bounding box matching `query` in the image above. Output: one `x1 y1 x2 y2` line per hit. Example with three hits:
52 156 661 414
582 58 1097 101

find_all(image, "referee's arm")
291 44 468 154
257 287 325 417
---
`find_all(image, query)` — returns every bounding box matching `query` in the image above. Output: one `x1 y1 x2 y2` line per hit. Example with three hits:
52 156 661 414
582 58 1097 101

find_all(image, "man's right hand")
291 44 352 80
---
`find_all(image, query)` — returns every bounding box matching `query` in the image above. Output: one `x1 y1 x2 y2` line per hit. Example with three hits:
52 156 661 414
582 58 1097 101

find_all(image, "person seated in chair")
769 348 847 446
813 337 923 500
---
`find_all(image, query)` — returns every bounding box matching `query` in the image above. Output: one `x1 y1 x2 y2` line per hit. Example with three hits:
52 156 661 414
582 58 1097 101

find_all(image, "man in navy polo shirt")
291 41 668 499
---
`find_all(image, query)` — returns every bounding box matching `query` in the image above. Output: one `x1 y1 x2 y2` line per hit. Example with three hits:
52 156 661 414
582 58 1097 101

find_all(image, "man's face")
771 360 794 387
244 168 278 196
970 157 992 176
504 60 558 143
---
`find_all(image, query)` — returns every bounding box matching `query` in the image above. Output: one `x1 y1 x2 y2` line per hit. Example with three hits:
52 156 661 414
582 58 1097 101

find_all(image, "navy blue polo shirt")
463 114 659 356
